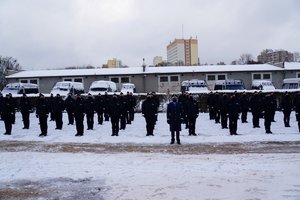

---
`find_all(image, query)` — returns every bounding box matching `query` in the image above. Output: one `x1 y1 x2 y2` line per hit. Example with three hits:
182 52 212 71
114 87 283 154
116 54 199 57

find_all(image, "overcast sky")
0 0 299 70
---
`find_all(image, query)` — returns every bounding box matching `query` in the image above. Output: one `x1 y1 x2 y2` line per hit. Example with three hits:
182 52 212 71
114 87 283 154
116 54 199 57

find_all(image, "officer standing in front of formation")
109 94 121 136
186 94 199 136
240 92 249 123
142 93 157 136
2 94 15 135
263 94 275 134
281 92 292 127
227 95 240 135
20 93 32 129
85 93 95 130
167 95 182 144
64 93 75 125
74 94 85 136
36 94 49 136
53 94 64 130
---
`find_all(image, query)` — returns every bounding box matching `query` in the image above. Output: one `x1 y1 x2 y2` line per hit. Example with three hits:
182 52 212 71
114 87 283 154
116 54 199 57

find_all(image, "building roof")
284 62 300 70
6 64 289 79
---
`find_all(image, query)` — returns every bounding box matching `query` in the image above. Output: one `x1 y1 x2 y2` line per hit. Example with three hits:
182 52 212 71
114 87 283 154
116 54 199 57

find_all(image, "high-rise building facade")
104 58 122 68
257 49 294 64
167 38 199 66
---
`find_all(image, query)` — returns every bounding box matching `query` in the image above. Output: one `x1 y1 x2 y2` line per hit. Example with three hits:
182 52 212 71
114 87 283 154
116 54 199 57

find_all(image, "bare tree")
238 54 254 64
0 56 21 89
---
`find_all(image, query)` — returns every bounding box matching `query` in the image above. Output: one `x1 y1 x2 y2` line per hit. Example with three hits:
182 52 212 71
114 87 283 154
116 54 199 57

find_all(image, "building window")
19 79 39 85
170 76 179 82
109 76 131 83
206 74 227 81
252 73 272 81
63 77 83 83
297 73 300 78
160 76 169 82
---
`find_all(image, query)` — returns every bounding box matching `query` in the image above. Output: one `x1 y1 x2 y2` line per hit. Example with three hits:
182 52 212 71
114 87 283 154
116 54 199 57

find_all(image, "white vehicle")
88 80 117 95
181 79 209 93
1 83 39 95
50 81 84 96
214 79 245 90
120 83 136 94
282 78 300 89
252 80 275 90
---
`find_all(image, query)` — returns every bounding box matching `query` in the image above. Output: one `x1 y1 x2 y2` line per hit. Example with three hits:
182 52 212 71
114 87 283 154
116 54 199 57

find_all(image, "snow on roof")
283 62 300 70
6 64 285 79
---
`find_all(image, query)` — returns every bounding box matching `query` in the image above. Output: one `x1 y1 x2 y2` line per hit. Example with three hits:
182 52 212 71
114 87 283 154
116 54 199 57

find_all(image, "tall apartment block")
167 38 199 66
257 49 294 64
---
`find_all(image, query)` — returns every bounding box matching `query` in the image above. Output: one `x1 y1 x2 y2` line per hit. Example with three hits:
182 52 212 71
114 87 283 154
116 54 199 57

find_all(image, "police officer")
281 92 292 127
207 92 215 120
126 92 137 124
263 94 275 134
142 94 157 136
119 93 128 130
95 93 104 125
167 95 183 144
240 92 249 123
36 94 49 136
48 93 55 121
109 94 121 136
2 94 15 135
74 94 85 136
0 92 3 120
85 94 95 130
64 93 75 125
53 94 64 130
213 92 221 124
103 92 111 121
20 93 32 129
186 94 199 136
250 92 262 128
220 94 229 129
227 95 240 135
295 94 300 132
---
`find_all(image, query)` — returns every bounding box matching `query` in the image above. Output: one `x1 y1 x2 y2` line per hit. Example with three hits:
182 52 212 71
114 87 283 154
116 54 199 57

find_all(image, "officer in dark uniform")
207 92 215 120
74 94 85 136
109 94 121 136
119 93 128 130
20 94 32 129
270 93 277 122
263 94 275 134
281 92 292 127
295 94 300 132
53 94 64 130
250 92 262 128
0 92 3 120
186 94 199 136
227 95 240 135
178 92 189 129
142 94 157 136
167 95 183 144
213 92 221 124
239 92 249 123
36 94 49 136
64 93 75 125
48 93 55 121
85 94 95 130
126 92 136 124
2 94 15 135
220 94 229 129
103 92 111 121
151 92 160 124
95 93 104 125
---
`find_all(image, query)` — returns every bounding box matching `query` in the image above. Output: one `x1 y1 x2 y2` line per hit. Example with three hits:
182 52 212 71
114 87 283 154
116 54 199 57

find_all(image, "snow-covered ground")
1 112 300 199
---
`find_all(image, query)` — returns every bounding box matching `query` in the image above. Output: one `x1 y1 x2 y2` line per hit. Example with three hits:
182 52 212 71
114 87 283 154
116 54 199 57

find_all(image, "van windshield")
226 85 244 90
90 88 109 92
